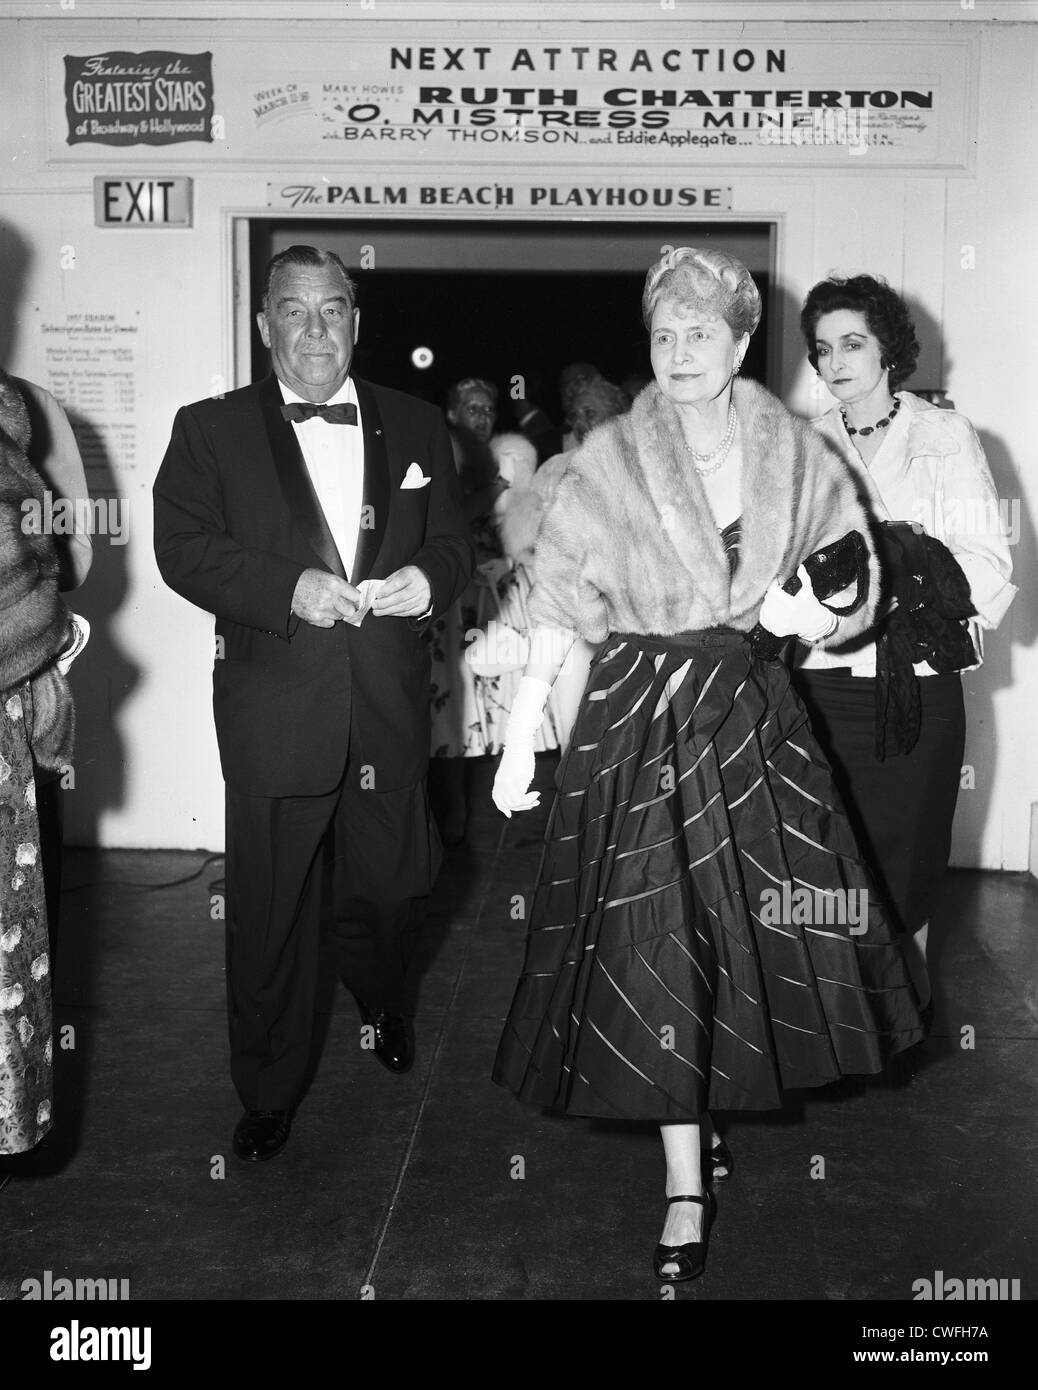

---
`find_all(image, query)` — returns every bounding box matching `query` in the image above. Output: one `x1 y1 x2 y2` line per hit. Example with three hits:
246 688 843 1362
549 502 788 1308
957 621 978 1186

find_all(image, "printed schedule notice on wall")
39 310 141 485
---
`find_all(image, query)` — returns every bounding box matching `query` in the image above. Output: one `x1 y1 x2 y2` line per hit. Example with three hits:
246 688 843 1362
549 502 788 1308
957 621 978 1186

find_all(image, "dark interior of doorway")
249 220 771 423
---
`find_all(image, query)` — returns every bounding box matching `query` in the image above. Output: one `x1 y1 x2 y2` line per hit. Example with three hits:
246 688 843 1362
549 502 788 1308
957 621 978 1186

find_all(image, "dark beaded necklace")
841 395 901 437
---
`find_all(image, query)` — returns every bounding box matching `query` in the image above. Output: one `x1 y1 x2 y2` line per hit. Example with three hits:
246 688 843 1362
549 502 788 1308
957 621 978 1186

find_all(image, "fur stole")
0 370 75 769
528 376 880 645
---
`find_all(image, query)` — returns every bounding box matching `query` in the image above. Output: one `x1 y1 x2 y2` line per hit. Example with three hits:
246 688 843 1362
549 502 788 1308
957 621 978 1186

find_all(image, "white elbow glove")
492 675 552 817
758 565 839 643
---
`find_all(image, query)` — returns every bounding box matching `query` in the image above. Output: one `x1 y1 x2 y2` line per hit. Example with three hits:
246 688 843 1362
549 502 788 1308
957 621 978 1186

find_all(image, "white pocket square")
400 462 431 490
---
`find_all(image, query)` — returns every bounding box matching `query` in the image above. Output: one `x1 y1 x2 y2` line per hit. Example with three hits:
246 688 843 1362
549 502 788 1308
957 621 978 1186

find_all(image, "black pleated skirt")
791 669 965 937
493 631 926 1121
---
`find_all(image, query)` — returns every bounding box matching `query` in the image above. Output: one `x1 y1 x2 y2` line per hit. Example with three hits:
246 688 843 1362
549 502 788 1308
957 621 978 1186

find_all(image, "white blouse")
797 391 1017 676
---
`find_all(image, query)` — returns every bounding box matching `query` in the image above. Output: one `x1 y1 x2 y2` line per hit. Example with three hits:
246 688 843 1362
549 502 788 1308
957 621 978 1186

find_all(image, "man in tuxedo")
153 246 473 1161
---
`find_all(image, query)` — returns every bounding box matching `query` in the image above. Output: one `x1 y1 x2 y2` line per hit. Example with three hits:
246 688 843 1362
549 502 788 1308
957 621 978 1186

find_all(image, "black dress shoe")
707 1136 734 1182
360 1006 414 1073
233 1110 291 1162
653 1191 716 1283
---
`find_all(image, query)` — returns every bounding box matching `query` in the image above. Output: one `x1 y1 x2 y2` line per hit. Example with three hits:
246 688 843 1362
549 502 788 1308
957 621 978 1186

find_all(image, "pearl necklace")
687 403 737 476
841 396 901 437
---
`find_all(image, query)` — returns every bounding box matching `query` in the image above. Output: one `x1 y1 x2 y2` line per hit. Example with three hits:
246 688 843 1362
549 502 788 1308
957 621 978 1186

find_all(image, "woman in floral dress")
429 379 558 842
0 370 77 1155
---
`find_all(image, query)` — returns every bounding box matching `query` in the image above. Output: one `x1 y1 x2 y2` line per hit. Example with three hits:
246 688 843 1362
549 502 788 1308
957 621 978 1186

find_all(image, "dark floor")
2 754 1036 1302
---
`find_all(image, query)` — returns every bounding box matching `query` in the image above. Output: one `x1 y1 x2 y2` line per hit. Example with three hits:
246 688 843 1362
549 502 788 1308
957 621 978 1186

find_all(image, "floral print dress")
429 506 560 758
0 683 52 1154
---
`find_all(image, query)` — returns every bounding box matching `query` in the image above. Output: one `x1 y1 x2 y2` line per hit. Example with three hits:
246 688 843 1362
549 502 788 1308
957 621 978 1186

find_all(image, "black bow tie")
281 401 358 425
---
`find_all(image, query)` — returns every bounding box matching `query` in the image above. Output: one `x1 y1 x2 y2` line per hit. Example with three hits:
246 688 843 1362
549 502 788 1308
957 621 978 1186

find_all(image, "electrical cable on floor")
360 819 511 1295
60 852 225 896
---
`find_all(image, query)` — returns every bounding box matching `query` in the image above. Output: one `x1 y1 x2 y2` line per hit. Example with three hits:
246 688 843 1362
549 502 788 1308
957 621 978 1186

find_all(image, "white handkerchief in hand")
341 579 384 627
400 461 431 490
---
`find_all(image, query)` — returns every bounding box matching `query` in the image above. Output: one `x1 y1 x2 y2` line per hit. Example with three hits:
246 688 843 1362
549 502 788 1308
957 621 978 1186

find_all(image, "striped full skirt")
493 630 926 1120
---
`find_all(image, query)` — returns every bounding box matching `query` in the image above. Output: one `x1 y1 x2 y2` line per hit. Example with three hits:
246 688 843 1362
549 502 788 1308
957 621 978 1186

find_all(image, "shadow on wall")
0 218 140 850
41 413 139 1176
907 295 1032 867
0 220 30 365
58 412 139 848
959 424 1033 866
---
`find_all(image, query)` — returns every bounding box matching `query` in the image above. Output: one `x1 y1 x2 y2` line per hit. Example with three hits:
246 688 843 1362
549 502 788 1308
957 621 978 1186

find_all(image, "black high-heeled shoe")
708 1136 734 1182
652 1191 716 1283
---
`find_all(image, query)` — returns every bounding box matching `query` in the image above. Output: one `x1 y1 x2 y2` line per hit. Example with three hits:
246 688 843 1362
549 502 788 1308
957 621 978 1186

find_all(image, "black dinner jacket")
153 373 473 796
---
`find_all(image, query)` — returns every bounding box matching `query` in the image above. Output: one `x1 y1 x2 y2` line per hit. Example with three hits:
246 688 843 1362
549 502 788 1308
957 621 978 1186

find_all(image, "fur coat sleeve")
528 377 880 646
0 370 75 769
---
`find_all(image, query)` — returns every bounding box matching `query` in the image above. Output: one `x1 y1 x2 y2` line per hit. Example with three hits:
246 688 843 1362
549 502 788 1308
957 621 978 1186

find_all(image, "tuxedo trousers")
224 764 442 1112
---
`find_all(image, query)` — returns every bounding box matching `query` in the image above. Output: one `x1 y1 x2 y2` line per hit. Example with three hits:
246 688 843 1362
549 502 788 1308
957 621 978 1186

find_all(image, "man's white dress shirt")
278 377 363 579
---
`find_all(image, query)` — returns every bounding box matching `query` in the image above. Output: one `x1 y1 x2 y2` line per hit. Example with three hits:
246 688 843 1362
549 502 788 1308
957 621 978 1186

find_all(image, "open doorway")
244 219 775 423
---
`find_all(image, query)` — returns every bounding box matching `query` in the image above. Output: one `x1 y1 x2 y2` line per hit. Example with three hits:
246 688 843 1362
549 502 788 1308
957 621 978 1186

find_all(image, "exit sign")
94 177 192 227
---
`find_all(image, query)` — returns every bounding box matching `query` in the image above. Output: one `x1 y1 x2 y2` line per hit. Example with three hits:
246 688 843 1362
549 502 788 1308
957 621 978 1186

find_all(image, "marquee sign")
265 178 733 212
49 30 975 171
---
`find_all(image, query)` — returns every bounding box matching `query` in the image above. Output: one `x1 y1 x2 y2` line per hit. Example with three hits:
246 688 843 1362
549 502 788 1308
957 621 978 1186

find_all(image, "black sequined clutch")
749 529 870 661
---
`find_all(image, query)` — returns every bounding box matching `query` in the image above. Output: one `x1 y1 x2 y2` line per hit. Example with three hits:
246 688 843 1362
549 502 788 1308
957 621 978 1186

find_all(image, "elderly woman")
796 275 1016 1011
490 248 926 1283
565 376 630 447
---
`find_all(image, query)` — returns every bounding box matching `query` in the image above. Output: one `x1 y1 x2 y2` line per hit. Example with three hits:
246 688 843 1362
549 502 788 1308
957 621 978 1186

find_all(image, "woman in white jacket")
796 274 1016 1012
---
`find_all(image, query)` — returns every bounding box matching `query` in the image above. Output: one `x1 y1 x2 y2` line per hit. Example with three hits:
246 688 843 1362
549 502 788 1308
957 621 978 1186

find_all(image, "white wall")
0 10 1033 867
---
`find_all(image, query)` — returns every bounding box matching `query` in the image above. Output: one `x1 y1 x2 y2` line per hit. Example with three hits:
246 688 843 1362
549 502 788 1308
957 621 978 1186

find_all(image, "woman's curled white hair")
642 246 762 339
